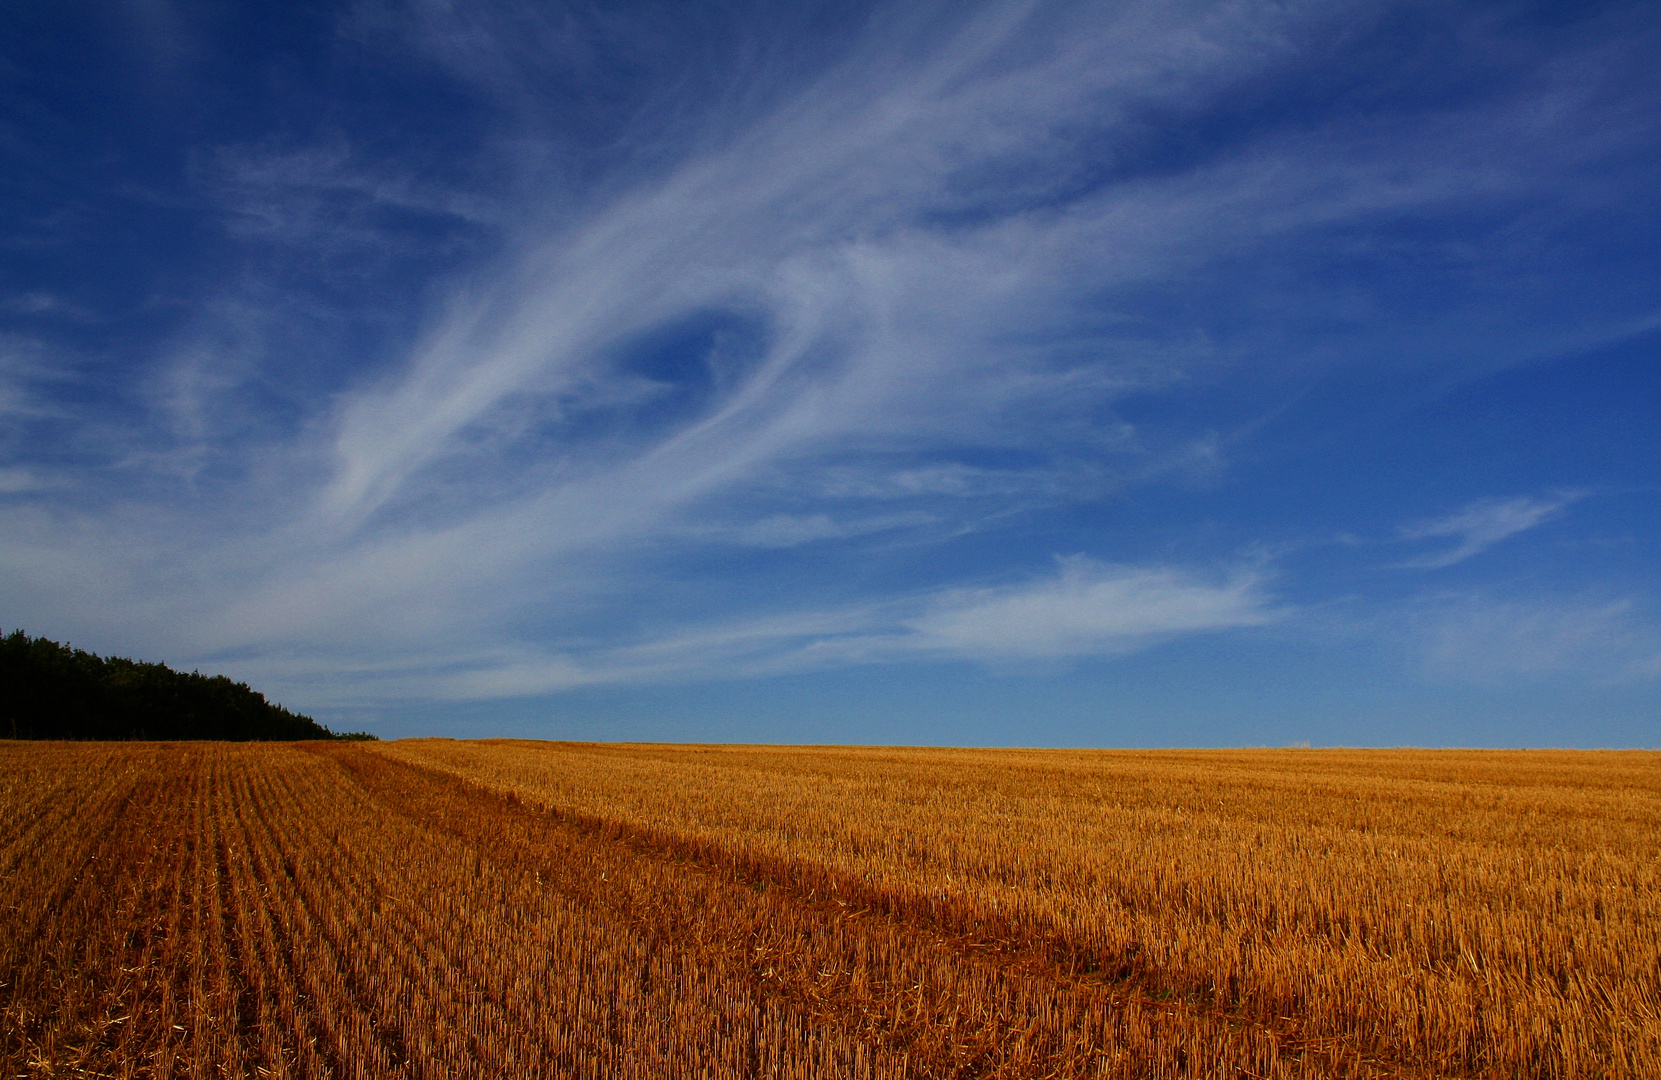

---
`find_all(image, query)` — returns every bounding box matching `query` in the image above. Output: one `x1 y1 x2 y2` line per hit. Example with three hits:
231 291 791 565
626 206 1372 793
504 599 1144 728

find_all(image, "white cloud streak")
0 1 1652 712
419 556 1278 702
1398 494 1581 569
309 2 1398 534
903 557 1272 660
2 292 95 320
0 467 45 494
1420 594 1661 685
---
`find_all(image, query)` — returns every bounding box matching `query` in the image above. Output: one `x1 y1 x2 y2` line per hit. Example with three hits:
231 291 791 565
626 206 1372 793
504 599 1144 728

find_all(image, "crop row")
378 740 1661 1078
6 741 1398 1078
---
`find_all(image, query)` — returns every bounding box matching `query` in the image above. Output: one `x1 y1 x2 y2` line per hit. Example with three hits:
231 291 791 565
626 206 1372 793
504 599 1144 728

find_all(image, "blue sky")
3 0 1658 745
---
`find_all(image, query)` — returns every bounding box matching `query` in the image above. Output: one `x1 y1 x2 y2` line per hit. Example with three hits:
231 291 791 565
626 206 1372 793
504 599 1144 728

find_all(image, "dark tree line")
0 630 374 741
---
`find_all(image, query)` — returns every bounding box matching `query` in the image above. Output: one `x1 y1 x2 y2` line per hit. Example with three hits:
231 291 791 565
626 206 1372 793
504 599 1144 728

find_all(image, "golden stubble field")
3 740 1657 1078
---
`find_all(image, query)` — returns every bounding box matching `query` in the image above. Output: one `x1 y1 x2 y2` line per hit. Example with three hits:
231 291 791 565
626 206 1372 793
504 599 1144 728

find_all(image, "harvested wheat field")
3 741 1658 1078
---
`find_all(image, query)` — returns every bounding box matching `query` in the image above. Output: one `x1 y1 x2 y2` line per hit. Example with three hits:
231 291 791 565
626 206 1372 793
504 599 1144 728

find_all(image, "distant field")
4 742 1657 1078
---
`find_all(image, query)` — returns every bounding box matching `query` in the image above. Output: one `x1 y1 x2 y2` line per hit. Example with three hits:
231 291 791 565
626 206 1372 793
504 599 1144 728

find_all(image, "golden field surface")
2 741 1657 1078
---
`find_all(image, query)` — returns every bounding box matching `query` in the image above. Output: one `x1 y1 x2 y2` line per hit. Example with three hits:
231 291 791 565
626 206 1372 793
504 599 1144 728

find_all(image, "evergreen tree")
0 630 372 741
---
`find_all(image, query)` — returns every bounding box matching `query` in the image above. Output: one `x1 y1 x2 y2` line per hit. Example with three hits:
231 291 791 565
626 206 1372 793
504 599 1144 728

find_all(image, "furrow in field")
7 741 1655 1078
208 750 276 1075
239 746 398 1078
218 755 310 1078
0 757 97 876
0 746 192 1074
321 743 1407 1079
103 750 209 1076
0 756 142 966
308 742 895 1078
379 739 1661 1078
316 742 927 1078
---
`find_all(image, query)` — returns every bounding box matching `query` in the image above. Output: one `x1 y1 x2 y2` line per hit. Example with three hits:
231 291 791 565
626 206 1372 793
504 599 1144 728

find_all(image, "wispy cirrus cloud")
292 1 1628 576
1419 593 1661 685
902 557 1273 661
2 292 95 320
0 466 45 494
0 0 1657 736
419 556 1278 702
1396 493 1582 569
